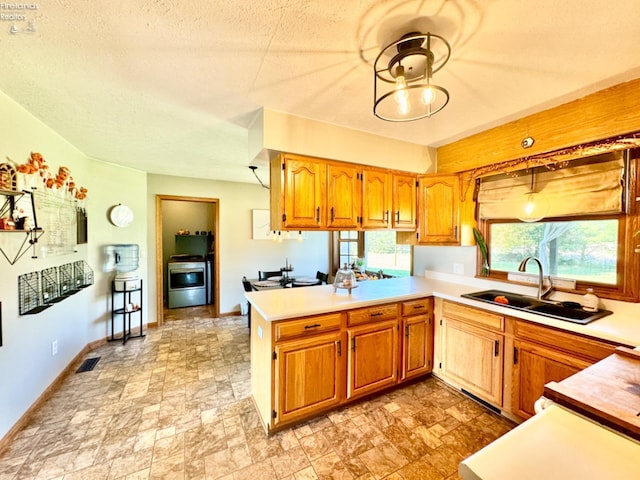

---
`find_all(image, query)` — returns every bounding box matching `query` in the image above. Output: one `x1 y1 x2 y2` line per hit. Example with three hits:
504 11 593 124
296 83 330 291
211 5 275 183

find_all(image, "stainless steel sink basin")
461 289 613 325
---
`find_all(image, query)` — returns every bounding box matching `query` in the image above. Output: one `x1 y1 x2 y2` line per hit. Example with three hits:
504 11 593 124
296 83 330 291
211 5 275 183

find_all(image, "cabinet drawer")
401 298 433 317
348 303 399 326
275 313 343 342
514 320 618 362
442 300 504 331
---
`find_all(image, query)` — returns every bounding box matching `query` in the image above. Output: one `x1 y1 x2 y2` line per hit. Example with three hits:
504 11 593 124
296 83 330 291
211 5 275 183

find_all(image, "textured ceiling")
2 0 640 184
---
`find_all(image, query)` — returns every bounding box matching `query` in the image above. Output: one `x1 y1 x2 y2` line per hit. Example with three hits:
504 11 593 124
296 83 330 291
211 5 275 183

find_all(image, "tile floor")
0 306 514 480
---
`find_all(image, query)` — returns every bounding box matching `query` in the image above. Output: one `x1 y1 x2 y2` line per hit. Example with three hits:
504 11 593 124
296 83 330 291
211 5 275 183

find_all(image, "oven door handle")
170 268 203 274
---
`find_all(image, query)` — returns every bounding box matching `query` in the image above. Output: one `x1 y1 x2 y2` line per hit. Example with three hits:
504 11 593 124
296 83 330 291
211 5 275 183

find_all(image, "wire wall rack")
18 272 51 315
58 262 77 297
17 261 95 315
73 260 94 289
40 266 63 304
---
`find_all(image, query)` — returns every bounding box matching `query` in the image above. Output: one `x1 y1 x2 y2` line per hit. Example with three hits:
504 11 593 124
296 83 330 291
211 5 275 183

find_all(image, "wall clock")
108 204 134 227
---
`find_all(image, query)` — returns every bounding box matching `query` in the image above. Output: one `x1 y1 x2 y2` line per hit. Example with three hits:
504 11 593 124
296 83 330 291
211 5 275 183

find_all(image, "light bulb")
518 192 549 223
297 231 303 242
421 85 435 105
394 66 409 115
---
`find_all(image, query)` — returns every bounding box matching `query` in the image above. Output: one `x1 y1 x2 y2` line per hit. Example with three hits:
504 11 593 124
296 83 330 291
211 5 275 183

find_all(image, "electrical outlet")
51 340 58 356
453 263 464 275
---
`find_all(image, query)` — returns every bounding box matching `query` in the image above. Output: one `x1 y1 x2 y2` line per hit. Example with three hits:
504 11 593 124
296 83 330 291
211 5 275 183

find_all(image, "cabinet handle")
371 312 383 317
405 326 409 338
494 340 500 357
330 207 335 222
396 211 400 222
337 340 342 356
351 338 356 351
385 210 389 223
454 225 458 239
412 304 425 310
304 323 321 329
316 207 320 222
513 346 519 365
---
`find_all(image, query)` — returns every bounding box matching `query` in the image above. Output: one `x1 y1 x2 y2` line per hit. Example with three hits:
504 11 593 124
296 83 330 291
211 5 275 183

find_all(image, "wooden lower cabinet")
441 318 504 406
401 298 434 381
347 319 398 399
251 298 435 433
274 331 344 426
511 339 590 419
510 319 619 420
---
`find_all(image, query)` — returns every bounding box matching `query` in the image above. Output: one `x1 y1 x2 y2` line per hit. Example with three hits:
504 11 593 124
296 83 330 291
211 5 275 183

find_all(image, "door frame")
155 194 220 325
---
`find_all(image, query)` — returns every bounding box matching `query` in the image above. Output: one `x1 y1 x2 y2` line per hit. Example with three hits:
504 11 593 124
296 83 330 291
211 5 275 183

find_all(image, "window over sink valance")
476 151 626 220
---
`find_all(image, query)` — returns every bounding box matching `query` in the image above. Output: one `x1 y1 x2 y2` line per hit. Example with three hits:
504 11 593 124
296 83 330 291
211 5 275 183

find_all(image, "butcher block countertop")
246 272 640 347
544 346 640 440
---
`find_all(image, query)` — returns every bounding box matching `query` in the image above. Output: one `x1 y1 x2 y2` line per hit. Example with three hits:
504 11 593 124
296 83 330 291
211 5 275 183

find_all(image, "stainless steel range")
167 254 207 308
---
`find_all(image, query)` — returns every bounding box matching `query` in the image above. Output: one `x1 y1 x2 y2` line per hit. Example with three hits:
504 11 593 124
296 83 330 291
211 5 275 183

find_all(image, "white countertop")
246 272 640 346
459 404 640 480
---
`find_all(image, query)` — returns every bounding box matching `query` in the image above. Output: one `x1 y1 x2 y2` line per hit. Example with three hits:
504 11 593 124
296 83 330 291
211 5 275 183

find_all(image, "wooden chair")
316 271 329 284
242 276 255 329
258 270 281 280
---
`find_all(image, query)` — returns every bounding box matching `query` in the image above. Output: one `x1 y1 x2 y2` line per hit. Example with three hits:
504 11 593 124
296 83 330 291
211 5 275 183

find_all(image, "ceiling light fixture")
374 32 451 122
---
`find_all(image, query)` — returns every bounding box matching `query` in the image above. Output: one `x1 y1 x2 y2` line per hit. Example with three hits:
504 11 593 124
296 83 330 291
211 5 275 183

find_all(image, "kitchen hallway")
0 308 514 480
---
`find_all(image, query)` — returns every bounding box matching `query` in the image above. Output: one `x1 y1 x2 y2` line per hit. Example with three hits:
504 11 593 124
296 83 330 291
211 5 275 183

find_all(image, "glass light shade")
333 263 357 289
518 192 549 223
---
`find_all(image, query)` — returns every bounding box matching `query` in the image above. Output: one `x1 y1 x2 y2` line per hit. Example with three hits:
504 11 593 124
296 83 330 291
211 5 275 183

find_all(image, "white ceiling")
2 0 640 185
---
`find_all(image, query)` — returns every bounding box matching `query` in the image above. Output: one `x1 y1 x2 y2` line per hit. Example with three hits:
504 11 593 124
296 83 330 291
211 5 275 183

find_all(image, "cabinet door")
282 157 326 229
417 175 460 244
512 339 591 420
401 313 433 381
275 331 344 426
326 163 360 229
392 173 417 230
441 318 503 406
347 319 398 399
361 168 392 229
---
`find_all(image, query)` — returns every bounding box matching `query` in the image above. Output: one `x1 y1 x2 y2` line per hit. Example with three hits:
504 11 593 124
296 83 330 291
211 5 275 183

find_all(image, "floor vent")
76 357 100 373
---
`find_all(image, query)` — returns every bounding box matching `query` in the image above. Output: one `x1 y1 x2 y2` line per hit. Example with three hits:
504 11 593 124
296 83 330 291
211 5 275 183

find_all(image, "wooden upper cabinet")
274 154 326 229
417 174 461 244
392 173 417 230
361 168 392 229
326 163 360 229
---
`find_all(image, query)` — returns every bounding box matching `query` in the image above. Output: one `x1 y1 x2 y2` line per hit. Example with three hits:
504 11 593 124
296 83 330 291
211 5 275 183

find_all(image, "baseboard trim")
0 335 109 455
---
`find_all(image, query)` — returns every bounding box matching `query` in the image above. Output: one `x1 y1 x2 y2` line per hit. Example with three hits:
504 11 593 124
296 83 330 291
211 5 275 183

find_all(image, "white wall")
413 245 477 277
0 91 148 439
146 174 330 316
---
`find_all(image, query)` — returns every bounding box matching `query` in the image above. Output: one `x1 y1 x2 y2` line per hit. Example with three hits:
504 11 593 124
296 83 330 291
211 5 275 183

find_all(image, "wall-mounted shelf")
0 189 44 265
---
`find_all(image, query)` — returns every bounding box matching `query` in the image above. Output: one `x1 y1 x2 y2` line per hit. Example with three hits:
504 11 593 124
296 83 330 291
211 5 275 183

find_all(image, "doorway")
155 194 220 325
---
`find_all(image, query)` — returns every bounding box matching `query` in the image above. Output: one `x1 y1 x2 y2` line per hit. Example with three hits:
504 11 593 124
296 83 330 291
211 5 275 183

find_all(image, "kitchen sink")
460 289 613 325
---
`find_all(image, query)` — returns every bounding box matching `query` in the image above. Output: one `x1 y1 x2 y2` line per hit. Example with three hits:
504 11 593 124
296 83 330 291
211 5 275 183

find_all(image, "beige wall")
0 90 148 439
146 174 331 318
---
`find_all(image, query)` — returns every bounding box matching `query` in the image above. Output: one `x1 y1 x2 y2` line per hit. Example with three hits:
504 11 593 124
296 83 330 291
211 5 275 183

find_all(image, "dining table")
248 275 321 290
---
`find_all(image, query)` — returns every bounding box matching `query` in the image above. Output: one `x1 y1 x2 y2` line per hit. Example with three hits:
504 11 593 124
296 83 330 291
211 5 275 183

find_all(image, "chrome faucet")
518 256 553 300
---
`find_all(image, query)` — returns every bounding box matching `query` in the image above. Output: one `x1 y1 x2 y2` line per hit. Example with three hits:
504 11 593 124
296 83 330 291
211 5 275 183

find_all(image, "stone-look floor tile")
298 431 334 462
357 443 408 479
269 446 311 479
0 312 513 480
203 443 252 479
294 466 319 480
310 452 353 480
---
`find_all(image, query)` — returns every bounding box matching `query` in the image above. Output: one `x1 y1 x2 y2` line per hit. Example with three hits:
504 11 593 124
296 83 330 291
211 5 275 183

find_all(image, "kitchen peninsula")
246 273 640 434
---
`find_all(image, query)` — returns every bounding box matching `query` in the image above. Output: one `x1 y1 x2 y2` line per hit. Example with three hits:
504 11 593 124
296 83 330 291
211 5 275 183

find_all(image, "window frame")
331 231 413 277
476 155 639 303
